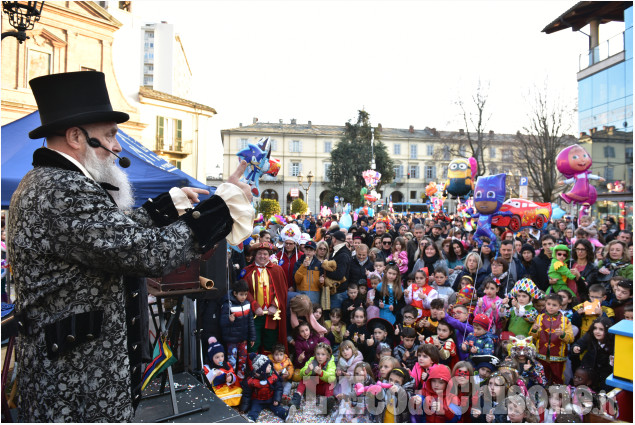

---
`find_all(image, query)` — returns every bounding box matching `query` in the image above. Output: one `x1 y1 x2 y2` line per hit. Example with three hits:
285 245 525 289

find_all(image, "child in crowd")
404 268 439 321
507 335 546 388
220 279 255 379
445 304 473 361
377 355 401 381
529 293 574 384
204 337 242 407
607 275 626 303
240 354 289 421
292 320 330 374
387 236 409 275
393 326 418 371
325 308 346 351
502 278 540 337
379 367 415 423
375 264 405 325
471 372 510 423
373 258 386 278
451 361 477 423
341 282 364 326
330 362 376 423
404 273 416 292
608 279 633 321
268 343 294 402
344 307 368 350
474 277 505 335
541 385 581 423
420 364 461 422
425 318 459 370
366 272 381 320
395 305 419 336
290 342 336 414
461 314 496 364
449 276 475 307
432 267 454 302
334 340 364 397
410 343 439 391
573 284 615 336
363 318 393 363
557 289 581 337
420 298 446 339
473 358 497 386
373 344 394 378
533 296 547 314
571 317 615 392
547 245 577 297
625 303 633 320
577 215 603 248
312 303 326 330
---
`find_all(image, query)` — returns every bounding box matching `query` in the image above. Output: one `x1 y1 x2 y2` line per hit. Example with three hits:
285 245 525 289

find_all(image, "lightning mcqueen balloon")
492 198 552 231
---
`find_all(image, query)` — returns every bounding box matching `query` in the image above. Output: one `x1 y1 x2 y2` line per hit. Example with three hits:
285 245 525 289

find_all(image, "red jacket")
243 261 289 351
276 249 299 289
423 364 460 422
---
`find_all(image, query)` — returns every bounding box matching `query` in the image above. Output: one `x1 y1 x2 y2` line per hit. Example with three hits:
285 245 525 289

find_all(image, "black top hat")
29 71 129 139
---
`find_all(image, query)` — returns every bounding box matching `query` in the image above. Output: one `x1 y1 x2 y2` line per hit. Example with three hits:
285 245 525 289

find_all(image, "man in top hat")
8 71 254 422
240 242 289 354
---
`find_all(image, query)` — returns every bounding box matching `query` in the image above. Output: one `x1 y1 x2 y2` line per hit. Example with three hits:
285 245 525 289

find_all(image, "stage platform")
134 372 248 423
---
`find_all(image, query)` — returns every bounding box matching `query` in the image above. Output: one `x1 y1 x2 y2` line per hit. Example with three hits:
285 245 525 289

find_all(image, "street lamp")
2 2 44 43
297 170 314 209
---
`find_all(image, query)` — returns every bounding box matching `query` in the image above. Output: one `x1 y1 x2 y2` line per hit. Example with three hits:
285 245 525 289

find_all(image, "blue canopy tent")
1 112 213 209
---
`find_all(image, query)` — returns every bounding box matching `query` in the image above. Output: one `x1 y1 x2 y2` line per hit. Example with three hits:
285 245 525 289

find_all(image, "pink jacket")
387 250 408 275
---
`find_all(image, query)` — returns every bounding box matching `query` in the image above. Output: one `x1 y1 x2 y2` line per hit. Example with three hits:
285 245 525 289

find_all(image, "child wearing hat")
203 337 243 407
501 278 540 337
547 245 577 297
240 353 290 421
461 314 496 366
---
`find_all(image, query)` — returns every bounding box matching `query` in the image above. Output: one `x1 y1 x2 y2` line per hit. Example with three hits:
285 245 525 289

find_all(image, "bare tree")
456 80 491 177
514 86 576 202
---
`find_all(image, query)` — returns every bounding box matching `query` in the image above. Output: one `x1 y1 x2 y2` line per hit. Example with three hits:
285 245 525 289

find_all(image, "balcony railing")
579 31 625 71
154 138 191 155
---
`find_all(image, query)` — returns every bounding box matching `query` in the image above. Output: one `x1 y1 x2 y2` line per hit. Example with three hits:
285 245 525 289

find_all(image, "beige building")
222 119 525 213
1 1 144 138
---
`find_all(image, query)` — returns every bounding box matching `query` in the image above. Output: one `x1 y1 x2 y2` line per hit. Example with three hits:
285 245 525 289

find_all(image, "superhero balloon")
443 157 477 198
471 174 509 251
236 136 272 198
556 144 604 217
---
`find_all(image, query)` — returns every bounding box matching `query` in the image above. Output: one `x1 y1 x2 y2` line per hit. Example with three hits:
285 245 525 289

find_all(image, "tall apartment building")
102 2 216 181
221 119 524 214
544 2 633 229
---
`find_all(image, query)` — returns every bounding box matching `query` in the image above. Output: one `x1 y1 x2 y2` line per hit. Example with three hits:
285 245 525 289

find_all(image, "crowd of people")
204 210 633 423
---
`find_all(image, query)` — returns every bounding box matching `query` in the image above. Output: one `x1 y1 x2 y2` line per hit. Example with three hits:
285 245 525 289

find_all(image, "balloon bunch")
361 170 382 204
320 206 332 217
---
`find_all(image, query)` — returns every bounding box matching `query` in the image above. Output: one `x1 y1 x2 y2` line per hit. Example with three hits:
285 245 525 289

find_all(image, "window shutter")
299 140 303 153
156 116 164 150
433 165 437 179
299 162 303 173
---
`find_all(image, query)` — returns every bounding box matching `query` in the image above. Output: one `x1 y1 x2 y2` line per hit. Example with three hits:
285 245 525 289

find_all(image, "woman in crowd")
570 239 598 299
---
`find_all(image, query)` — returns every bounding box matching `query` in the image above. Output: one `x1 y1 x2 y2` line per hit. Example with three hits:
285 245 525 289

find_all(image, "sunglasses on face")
383 241 392 245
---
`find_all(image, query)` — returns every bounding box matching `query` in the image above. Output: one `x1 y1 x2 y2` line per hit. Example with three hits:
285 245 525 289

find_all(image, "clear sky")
132 0 625 173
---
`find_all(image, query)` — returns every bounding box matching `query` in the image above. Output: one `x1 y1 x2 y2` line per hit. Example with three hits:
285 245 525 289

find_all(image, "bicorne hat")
29 71 129 139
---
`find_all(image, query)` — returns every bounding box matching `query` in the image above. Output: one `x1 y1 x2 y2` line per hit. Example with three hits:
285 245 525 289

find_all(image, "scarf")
422 253 440 274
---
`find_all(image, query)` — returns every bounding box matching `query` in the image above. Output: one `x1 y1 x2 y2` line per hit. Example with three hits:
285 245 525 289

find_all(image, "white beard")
83 147 135 211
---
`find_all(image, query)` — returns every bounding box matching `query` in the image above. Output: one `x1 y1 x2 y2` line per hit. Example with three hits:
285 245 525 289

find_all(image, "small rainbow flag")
141 336 177 391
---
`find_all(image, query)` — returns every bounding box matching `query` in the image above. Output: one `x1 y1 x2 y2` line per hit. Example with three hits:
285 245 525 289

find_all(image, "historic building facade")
221 119 524 214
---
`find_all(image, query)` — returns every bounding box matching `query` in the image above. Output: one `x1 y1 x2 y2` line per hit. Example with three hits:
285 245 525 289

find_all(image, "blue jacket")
463 332 496 357
220 292 256 343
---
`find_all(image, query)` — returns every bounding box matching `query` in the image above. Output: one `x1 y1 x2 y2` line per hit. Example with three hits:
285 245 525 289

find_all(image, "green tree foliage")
257 198 281 220
291 198 308 215
327 110 394 207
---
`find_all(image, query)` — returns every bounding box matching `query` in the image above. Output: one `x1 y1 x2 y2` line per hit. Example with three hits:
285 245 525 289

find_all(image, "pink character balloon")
556 144 604 217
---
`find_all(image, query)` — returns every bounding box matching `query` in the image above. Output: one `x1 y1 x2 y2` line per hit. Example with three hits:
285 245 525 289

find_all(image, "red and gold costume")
529 312 573 384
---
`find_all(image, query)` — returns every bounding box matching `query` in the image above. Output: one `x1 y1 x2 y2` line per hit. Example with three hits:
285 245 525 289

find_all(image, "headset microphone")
78 126 131 168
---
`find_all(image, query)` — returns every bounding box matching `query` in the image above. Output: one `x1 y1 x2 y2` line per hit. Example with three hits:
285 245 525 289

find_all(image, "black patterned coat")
8 148 233 422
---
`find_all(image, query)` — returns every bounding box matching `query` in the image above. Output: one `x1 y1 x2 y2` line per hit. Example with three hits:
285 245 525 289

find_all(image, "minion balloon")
443 157 477 199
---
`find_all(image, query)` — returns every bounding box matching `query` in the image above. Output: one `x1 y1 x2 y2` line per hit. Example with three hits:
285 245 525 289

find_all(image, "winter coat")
444 313 473 361
300 356 337 384
420 364 461 422
572 334 614 388
293 255 323 293
240 371 283 410
463 332 496 357
276 249 300 289
571 261 598 298
393 343 418 370
387 250 409 275
348 256 374 289
268 353 294 381
531 251 552 292
293 333 330 368
220 292 256 343
326 242 352 293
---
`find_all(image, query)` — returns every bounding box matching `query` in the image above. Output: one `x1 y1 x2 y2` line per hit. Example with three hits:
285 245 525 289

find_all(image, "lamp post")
2 2 44 43
297 170 314 212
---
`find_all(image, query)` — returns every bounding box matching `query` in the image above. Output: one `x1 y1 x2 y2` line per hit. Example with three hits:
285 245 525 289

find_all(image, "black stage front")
134 372 248 423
